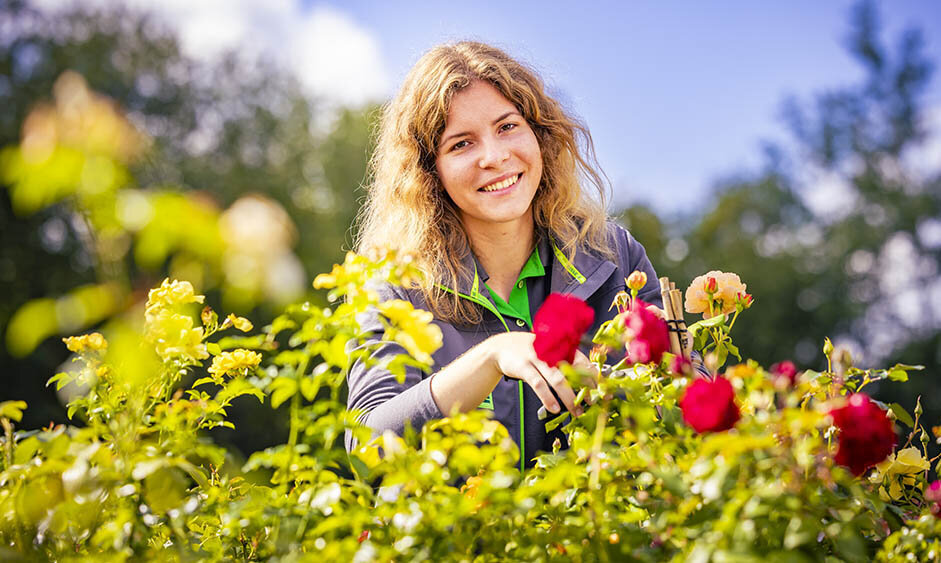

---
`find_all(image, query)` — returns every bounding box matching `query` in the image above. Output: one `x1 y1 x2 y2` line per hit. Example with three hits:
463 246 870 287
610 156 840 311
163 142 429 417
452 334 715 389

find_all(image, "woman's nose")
477 138 510 168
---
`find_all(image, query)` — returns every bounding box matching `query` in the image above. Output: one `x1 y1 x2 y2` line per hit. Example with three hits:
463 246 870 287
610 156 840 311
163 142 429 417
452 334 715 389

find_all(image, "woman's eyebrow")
439 111 521 147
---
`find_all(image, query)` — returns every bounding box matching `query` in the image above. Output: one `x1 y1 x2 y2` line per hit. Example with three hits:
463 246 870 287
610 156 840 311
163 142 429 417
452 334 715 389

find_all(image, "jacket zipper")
436 266 526 475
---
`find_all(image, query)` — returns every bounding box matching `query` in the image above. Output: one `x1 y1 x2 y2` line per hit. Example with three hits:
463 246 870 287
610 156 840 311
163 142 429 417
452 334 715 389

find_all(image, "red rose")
829 393 896 476
679 376 740 433
533 293 595 367
770 360 799 386
623 299 670 365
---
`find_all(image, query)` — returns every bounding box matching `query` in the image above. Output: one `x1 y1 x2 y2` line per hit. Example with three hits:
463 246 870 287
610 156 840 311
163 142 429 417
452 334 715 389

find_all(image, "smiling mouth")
479 173 521 193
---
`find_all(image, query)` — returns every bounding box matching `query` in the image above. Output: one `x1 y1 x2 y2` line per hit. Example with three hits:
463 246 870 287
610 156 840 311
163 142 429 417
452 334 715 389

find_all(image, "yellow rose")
63 332 108 354
208 349 262 378
377 299 443 365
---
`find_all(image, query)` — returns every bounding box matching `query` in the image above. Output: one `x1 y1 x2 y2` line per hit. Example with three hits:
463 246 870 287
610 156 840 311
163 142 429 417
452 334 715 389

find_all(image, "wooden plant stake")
669 287 691 358
659 277 683 357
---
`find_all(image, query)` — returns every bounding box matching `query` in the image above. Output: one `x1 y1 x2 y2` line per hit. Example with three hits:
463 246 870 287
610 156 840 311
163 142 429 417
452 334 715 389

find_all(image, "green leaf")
192 376 216 388
216 379 265 405
299 378 321 401
687 314 726 336
727 342 741 361
544 412 570 432
888 403 915 428
46 372 73 390
0 400 28 422
269 377 298 409
887 369 908 382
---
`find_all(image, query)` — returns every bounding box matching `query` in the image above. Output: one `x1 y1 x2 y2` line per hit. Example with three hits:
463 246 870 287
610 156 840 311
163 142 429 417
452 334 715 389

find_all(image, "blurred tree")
618 0 939 457
0 1 373 452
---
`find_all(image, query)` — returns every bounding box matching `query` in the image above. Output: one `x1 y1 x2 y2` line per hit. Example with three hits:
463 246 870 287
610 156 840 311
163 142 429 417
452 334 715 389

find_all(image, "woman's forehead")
442 81 519 132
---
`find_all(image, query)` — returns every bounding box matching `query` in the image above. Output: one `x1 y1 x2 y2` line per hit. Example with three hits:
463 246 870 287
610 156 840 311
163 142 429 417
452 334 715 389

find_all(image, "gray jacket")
345 223 662 471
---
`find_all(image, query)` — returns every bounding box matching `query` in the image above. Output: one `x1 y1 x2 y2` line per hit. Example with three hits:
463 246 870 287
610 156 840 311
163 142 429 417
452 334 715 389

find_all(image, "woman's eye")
499 123 517 132
450 140 469 152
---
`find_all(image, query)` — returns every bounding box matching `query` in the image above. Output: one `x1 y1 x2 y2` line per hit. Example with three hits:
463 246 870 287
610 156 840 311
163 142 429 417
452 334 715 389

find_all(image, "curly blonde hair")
356 41 611 325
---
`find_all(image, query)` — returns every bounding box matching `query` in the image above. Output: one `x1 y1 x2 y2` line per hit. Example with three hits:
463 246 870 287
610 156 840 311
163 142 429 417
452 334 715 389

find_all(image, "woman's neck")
464 215 535 302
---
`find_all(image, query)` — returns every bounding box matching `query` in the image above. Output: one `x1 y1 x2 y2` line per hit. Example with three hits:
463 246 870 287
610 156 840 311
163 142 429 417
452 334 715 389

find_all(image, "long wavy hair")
356 41 612 325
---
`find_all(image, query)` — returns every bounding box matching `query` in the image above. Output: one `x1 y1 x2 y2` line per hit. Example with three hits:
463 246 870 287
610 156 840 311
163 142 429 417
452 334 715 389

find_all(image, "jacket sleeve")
344 284 445 453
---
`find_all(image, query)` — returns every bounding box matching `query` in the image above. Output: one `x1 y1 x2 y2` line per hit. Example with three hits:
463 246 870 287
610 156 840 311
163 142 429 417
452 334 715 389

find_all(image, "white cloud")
36 0 389 108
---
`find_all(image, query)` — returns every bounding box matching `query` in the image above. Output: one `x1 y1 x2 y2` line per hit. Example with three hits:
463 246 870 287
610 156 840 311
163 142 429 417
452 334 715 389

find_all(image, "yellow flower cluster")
145 279 204 319
685 270 747 318
144 279 208 364
63 332 108 354
377 299 443 365
208 349 262 378
870 447 930 501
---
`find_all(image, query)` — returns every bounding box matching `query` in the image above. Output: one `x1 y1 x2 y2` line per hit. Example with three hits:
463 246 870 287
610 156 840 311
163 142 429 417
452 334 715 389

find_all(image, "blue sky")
300 0 941 214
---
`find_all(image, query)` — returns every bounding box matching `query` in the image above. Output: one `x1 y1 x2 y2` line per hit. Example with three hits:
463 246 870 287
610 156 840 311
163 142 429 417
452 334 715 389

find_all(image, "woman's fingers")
533 360 581 417
521 364 563 414
646 304 666 319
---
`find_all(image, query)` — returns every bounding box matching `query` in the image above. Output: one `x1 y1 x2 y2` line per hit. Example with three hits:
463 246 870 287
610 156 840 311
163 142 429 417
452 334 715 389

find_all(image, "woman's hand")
486 332 583 417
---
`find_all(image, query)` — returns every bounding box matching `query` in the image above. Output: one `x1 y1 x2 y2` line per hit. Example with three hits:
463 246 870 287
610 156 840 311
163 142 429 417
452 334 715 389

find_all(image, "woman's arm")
429 332 581 418
345 289 582 453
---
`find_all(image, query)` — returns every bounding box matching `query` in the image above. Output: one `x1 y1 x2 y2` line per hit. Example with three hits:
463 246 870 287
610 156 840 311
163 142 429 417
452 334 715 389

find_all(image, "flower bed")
0 254 936 561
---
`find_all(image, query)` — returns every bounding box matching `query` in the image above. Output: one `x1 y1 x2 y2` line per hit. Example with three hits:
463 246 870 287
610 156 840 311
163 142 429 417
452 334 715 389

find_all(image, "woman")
346 41 663 471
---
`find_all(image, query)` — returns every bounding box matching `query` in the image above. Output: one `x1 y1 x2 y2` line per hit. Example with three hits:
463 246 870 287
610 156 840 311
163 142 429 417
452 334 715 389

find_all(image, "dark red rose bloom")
770 360 799 386
679 376 740 433
829 393 896 476
533 293 595 367
623 299 670 365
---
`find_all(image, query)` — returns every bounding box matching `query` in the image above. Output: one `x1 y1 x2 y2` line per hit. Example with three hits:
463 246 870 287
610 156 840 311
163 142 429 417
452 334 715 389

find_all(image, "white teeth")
480 174 519 192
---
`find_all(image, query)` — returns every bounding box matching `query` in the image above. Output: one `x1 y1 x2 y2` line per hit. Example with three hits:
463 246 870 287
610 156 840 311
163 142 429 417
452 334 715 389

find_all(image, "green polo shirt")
483 246 545 330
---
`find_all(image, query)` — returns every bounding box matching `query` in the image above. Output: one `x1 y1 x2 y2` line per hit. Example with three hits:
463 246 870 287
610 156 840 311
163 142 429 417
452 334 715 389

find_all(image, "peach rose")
685 271 747 318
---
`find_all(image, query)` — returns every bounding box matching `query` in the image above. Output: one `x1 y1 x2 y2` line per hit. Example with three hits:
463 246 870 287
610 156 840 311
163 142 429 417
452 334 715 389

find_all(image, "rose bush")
0 258 935 562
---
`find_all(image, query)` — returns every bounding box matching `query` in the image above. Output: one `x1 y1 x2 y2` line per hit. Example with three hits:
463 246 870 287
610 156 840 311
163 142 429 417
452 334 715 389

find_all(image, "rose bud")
705 276 718 295
627 270 648 292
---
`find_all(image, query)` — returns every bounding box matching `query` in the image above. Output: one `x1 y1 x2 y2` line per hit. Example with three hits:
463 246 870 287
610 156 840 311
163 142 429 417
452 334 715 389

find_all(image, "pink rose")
622 299 670 365
770 360 799 386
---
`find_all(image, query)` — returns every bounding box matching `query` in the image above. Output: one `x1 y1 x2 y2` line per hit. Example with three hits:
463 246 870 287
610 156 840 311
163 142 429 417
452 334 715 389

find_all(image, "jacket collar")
446 230 617 302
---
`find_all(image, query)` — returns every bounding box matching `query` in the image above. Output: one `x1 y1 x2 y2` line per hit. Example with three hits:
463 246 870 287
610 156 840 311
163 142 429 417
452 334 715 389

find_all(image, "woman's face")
435 81 543 238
